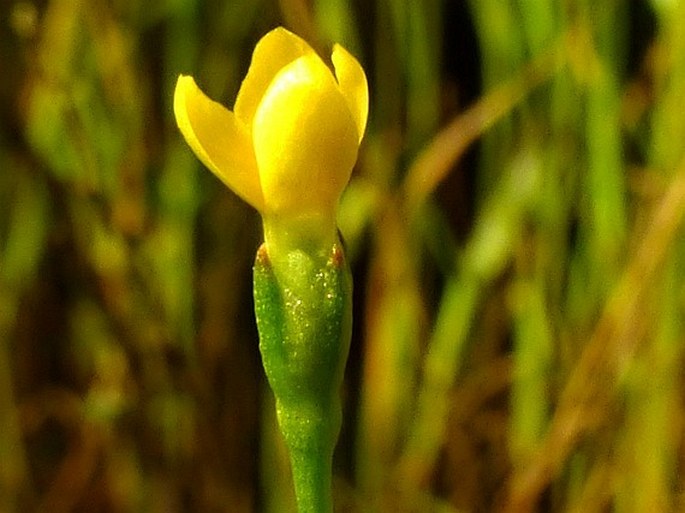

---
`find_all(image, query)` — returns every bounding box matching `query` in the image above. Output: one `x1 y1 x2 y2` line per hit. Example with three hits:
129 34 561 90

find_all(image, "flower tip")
234 26 312 127
173 77 189 139
173 74 197 130
331 44 369 143
174 74 194 98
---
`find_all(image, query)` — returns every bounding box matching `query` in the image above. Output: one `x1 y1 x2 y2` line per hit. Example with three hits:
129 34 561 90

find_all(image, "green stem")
254 240 352 513
285 418 335 513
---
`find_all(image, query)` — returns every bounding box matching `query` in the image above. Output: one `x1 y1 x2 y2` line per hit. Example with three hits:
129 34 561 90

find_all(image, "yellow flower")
174 27 368 253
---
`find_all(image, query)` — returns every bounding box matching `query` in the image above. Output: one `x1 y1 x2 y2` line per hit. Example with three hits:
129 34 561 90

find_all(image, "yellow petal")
234 27 313 128
252 55 359 218
331 44 369 143
173 75 264 210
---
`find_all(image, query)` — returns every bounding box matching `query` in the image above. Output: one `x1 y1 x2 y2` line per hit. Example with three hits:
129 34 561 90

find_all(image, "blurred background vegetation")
2 0 685 512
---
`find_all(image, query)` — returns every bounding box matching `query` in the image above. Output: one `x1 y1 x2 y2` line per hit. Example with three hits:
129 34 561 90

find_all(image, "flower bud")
174 27 368 257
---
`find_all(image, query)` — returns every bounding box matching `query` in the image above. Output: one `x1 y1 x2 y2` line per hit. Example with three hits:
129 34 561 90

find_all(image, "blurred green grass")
2 1 685 512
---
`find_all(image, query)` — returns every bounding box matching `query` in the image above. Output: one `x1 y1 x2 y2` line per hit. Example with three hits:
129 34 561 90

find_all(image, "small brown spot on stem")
330 243 345 268
255 243 271 266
